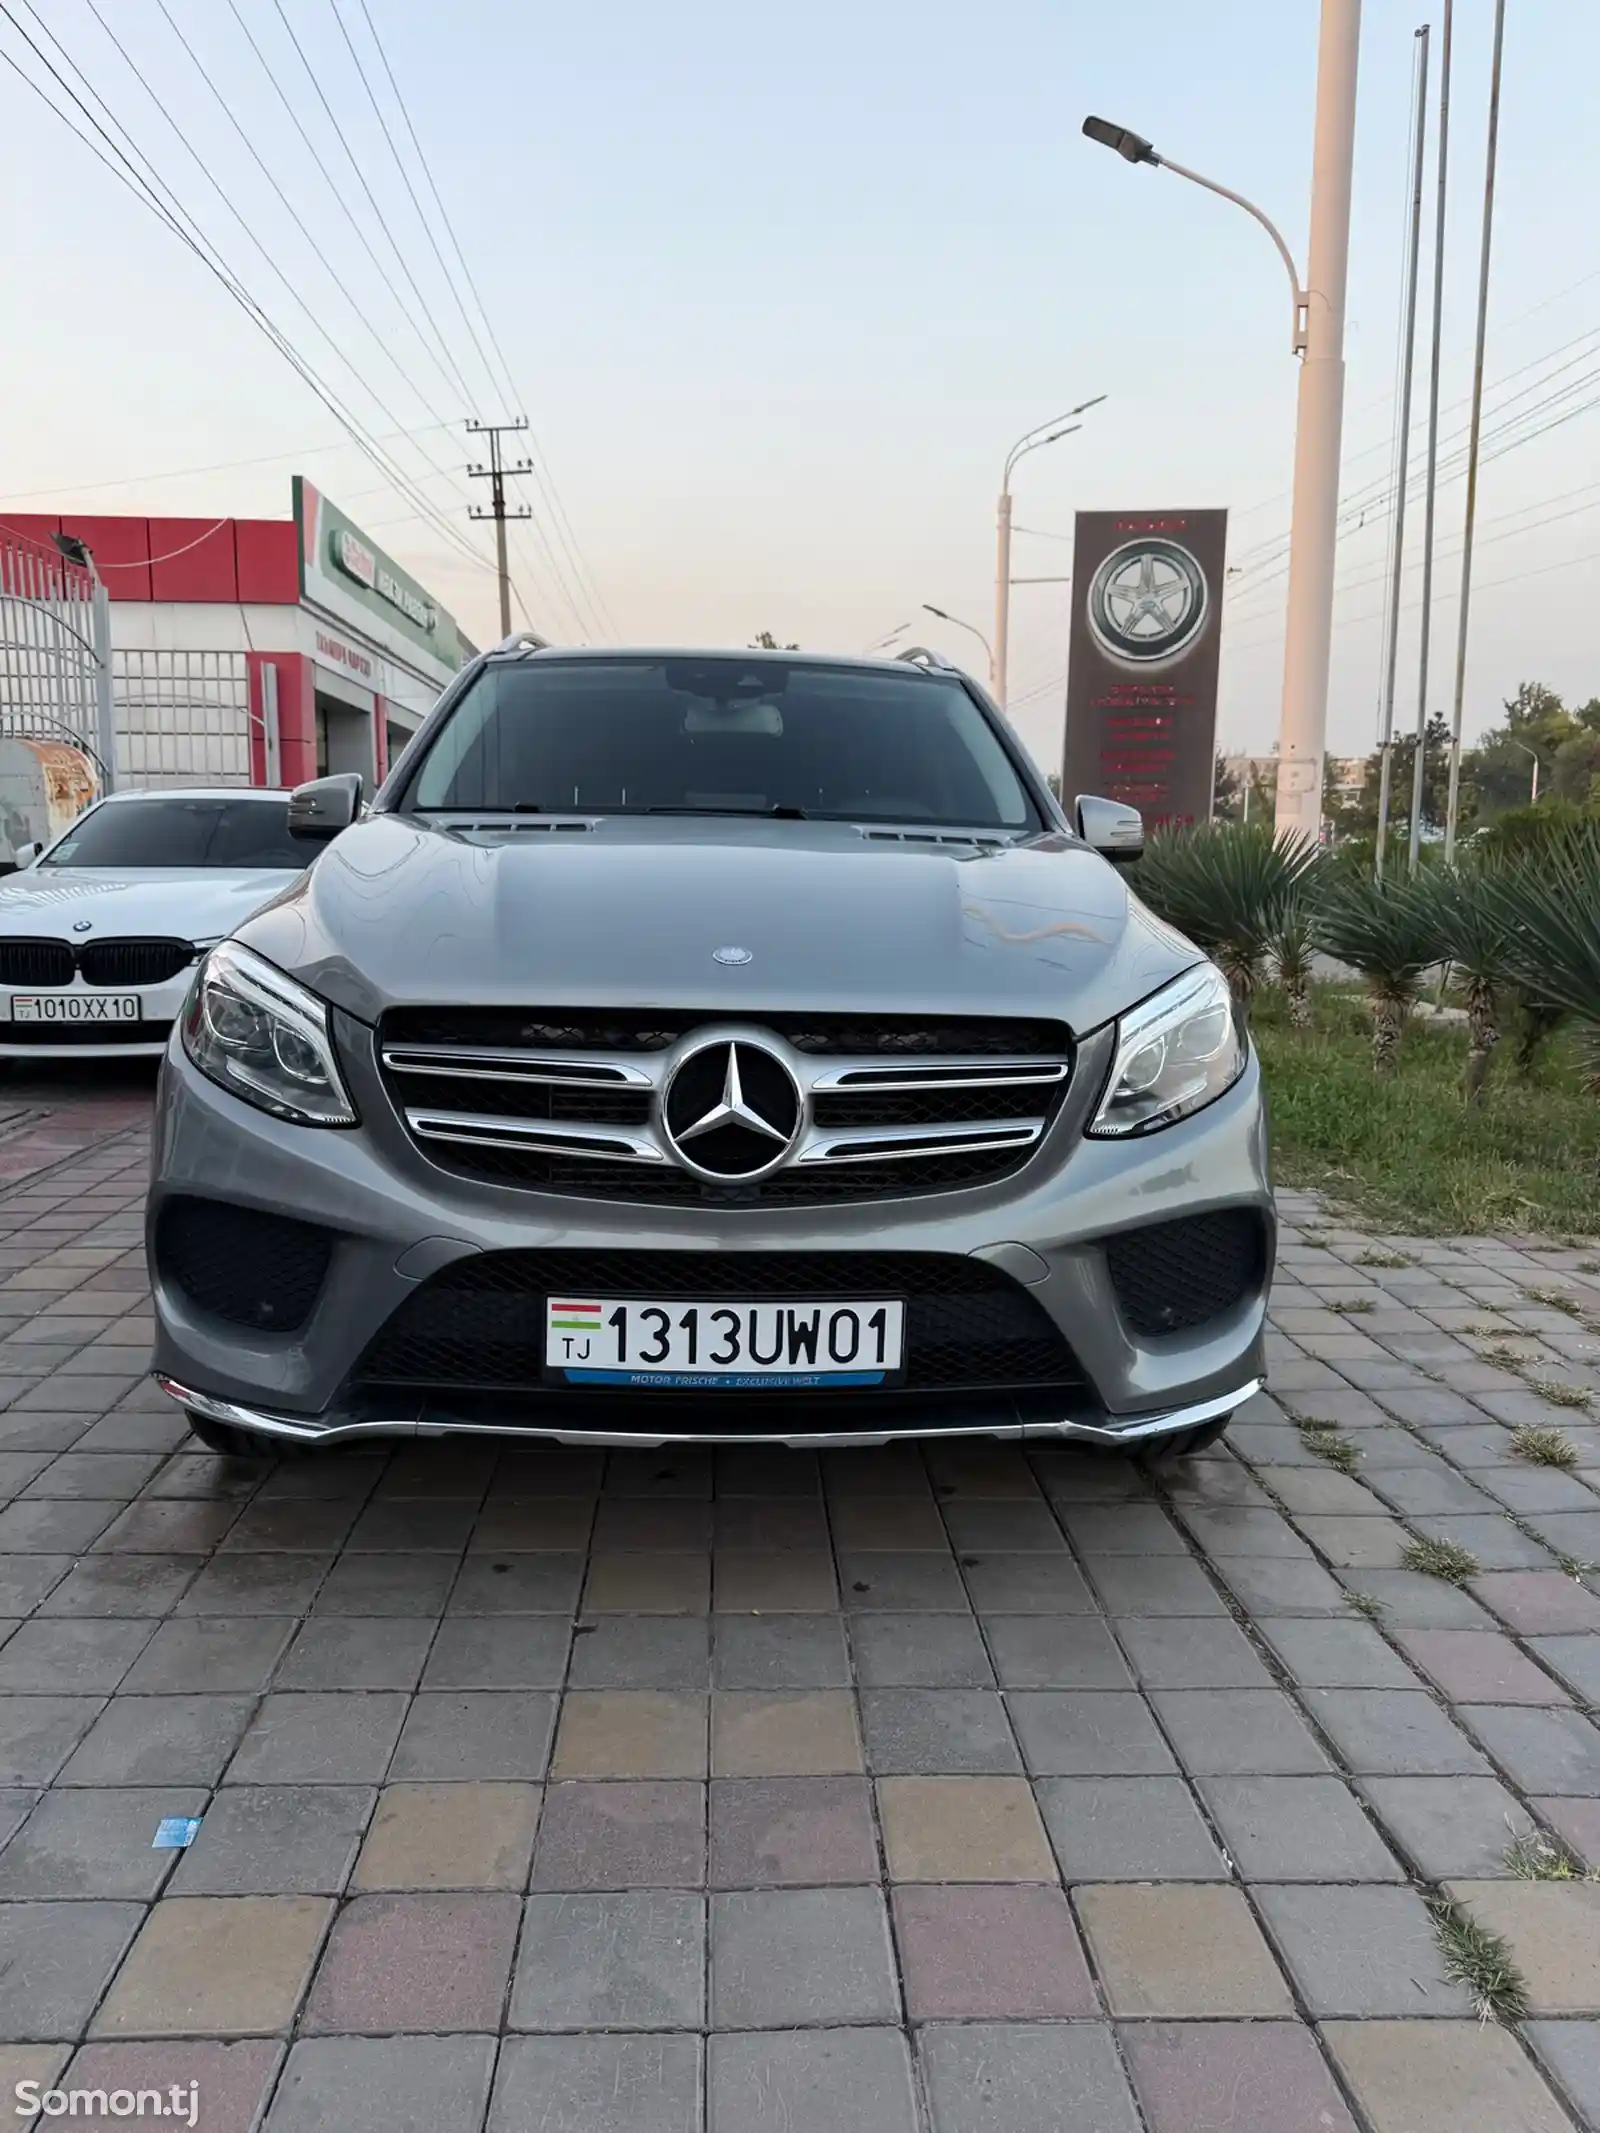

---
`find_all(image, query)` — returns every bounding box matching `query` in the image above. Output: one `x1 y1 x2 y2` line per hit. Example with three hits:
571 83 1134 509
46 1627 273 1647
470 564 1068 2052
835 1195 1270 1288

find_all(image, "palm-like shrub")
1476 826 1600 1089
1267 887 1320 1029
1132 824 1322 1007
1314 875 1447 1073
1427 863 1514 1100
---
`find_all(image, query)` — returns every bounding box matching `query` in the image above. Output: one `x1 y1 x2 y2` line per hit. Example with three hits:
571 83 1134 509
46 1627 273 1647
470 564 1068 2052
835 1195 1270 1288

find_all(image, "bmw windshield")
42 798 304 869
402 655 1043 831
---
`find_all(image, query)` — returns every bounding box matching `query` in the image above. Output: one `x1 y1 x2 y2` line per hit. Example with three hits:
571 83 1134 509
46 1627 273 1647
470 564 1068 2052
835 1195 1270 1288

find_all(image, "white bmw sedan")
0 788 307 1060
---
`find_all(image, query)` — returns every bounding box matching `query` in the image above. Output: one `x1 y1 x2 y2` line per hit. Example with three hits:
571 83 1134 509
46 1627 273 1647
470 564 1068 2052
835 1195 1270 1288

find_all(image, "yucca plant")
1132 824 1321 1008
1477 826 1600 1093
1314 874 1447 1073
1266 885 1321 1029
1428 863 1514 1100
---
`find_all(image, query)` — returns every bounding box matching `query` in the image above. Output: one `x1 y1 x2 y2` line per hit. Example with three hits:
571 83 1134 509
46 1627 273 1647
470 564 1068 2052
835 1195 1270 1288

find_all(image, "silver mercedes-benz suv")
148 640 1272 1458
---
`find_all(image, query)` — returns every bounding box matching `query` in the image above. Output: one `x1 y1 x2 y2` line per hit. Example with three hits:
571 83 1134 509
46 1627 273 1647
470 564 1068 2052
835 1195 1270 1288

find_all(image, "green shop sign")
295 476 465 670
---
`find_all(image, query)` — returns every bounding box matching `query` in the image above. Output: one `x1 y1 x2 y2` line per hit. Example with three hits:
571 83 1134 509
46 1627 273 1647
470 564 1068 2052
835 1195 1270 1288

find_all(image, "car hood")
0 868 297 940
238 816 1201 1038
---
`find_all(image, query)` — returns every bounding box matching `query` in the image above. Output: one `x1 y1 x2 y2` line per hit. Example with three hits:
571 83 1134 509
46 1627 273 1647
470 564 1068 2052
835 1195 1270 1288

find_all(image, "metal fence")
0 529 115 780
112 648 252 787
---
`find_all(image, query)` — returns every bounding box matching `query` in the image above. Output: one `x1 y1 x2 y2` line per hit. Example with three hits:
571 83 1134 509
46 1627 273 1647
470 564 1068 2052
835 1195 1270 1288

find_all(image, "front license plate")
10 993 141 1024
546 1296 906 1390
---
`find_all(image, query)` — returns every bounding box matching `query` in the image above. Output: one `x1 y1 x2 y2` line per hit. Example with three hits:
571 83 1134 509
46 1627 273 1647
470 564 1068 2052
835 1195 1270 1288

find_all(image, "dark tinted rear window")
406 657 1040 830
44 798 304 870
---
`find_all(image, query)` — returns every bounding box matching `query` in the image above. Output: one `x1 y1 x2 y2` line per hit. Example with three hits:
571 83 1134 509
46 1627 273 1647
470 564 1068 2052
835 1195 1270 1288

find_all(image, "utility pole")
1444 0 1509 860
1408 0 1452 874
1273 0 1363 845
466 419 533 638
1082 0 1361 847
1374 25 1430 880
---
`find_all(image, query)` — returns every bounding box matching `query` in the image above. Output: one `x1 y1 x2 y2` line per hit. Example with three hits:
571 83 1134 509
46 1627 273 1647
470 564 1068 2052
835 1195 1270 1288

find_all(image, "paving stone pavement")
0 1086 1596 2128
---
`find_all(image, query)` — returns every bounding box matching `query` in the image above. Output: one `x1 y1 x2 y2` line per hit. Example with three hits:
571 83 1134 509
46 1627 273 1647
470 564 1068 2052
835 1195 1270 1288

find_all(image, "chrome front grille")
379 1009 1073 1204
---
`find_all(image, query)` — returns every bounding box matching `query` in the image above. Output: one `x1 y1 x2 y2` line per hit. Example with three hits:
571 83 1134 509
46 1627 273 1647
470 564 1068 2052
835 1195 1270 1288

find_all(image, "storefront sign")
1059 509 1228 829
295 476 466 682
314 628 374 681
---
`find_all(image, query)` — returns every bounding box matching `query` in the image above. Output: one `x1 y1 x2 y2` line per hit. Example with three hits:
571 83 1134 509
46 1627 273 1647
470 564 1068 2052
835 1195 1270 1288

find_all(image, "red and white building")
2 477 474 791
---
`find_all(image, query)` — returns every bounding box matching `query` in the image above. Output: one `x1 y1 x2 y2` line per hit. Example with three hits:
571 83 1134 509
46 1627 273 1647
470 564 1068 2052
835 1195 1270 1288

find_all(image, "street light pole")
921 604 995 680
994 400 1104 707
1512 740 1540 807
1082 0 1362 847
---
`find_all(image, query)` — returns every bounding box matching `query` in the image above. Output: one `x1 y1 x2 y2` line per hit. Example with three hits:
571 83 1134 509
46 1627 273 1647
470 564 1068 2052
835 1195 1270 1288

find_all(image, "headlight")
1088 963 1244 1138
182 942 357 1126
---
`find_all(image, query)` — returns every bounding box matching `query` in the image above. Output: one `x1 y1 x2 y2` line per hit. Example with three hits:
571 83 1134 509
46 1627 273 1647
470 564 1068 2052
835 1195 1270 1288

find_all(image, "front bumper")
0 971 193 1059
149 1011 1274 1449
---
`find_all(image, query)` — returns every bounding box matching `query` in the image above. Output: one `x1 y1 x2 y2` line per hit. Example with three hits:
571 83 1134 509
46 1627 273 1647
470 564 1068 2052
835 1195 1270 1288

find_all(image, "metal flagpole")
1443 0 1509 860
1374 25 1430 881
1407 0 1451 874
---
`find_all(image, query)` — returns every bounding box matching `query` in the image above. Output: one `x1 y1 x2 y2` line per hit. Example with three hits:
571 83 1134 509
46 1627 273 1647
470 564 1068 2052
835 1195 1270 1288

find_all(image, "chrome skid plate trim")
157 1375 1261 1453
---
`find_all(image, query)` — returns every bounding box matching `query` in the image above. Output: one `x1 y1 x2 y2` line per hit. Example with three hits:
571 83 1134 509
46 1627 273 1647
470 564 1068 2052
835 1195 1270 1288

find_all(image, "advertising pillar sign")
1059 510 1229 829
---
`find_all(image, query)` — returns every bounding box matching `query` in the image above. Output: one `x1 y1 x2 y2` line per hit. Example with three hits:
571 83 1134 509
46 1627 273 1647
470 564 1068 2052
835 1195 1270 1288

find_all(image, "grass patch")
1253 989 1600 1236
1478 1342 1534 1371
1511 1424 1579 1469
1577 1259 1600 1276
1463 1321 1509 1337
1328 1297 1376 1315
1431 1897 1530 2023
1505 1829 1598 1882
1526 1378 1592 1411
1524 1285 1584 1316
1355 1247 1412 1269
1402 1535 1481 1584
1297 1423 1361 1475
1346 1588 1385 1620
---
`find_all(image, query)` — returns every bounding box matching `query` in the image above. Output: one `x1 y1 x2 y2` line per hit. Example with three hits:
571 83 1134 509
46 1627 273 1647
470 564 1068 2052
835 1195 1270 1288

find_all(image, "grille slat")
0 939 74 987
1105 1210 1267 1337
0 936 194 990
379 1008 1072 1205
353 1249 1084 1398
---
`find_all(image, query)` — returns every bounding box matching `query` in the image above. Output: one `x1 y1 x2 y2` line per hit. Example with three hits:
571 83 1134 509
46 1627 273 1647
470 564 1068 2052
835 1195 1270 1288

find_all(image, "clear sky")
2 0 1595 778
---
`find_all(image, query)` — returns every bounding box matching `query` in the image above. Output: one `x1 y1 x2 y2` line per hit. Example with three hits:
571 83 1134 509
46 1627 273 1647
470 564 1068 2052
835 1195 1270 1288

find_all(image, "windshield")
42 797 305 870
405 656 1041 831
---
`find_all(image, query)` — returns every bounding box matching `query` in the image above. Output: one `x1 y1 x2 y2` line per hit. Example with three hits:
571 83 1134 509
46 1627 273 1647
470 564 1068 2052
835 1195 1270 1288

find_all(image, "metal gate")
112 649 252 787
0 527 116 780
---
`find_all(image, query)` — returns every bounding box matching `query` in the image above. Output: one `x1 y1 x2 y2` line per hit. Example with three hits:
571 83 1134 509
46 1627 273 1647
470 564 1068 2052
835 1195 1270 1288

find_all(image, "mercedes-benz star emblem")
1087 537 1208 666
711 945 753 967
662 1038 802 1181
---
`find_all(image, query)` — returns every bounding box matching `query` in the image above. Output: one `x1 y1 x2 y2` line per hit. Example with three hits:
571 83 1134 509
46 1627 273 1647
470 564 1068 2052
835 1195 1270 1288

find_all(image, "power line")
63 0 488 558
335 0 618 640
0 423 455 504
264 0 479 412
1 1 492 581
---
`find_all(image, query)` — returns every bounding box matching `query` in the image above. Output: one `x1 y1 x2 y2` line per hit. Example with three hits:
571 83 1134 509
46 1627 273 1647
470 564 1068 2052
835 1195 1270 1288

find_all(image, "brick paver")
0 1105 1595 2122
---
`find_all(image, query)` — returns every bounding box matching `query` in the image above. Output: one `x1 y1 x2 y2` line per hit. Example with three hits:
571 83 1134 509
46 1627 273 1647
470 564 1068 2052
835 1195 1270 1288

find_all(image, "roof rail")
892 645 959 672
491 630 552 655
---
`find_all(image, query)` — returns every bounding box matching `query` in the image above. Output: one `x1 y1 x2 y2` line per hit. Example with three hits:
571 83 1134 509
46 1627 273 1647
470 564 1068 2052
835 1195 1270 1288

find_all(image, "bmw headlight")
182 941 357 1126
1088 963 1244 1138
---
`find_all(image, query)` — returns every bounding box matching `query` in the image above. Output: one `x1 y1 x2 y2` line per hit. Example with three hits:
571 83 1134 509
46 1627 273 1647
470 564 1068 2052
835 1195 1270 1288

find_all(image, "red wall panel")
149 517 238 603
0 514 61 547
57 514 153 600
234 519 300 606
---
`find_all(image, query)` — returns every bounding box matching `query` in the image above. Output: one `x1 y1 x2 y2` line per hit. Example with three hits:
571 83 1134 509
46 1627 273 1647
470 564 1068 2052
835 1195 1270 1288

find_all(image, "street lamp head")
1082 115 1160 166
922 604 951 622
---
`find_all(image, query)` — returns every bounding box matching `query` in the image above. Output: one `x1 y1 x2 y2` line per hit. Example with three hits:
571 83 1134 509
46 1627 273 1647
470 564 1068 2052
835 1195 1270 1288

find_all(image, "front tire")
185 1409 271 1461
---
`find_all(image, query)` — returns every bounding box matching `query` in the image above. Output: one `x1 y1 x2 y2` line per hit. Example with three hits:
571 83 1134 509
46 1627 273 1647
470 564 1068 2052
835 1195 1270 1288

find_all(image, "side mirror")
288 773 363 842
1075 794 1144 865
11 843 40 871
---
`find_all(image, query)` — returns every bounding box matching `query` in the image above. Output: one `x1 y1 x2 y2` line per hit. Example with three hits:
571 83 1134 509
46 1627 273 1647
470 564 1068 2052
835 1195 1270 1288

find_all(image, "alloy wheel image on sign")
1086 537 1209 666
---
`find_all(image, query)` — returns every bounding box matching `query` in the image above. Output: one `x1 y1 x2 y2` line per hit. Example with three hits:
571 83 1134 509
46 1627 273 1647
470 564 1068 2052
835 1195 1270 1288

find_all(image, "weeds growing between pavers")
1430 1897 1530 2024
1504 1829 1599 1883
1402 1536 1482 1585
1294 1419 1362 1476
1509 1425 1580 1468
1524 1378 1592 1412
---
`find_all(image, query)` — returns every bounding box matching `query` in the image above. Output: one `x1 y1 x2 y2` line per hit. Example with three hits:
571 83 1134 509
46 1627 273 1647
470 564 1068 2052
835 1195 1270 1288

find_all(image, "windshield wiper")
642 804 809 820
